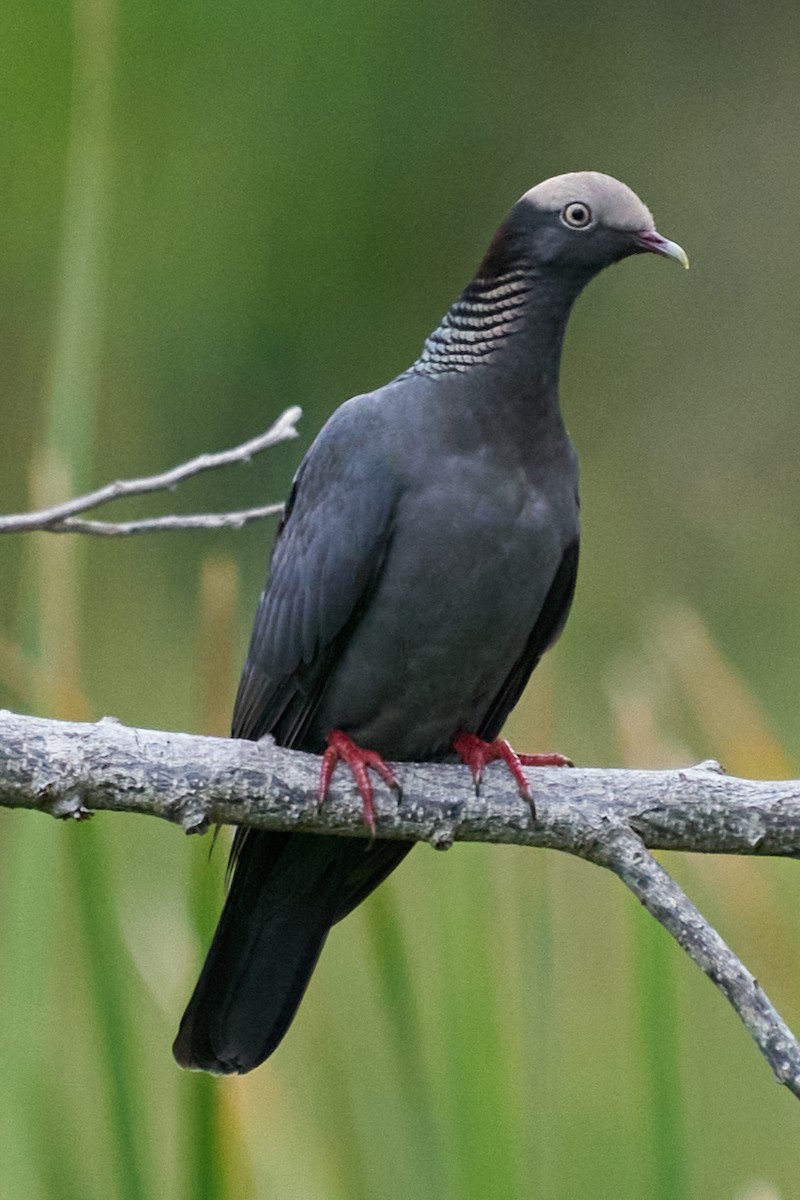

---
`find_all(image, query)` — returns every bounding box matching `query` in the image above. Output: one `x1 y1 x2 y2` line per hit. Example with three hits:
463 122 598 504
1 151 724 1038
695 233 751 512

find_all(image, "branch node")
182 812 210 836
570 814 625 862
428 827 455 851
697 759 727 775
49 792 94 821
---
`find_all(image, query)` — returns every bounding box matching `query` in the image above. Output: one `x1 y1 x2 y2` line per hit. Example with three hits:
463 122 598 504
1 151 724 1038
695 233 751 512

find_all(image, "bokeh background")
2 2 799 1197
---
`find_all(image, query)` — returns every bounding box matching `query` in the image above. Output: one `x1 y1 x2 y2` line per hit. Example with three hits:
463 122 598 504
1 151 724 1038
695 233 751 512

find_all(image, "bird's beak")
635 229 690 269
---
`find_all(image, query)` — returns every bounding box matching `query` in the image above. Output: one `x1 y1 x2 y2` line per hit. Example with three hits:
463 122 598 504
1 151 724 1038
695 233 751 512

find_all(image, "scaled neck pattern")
404 215 585 381
408 264 533 376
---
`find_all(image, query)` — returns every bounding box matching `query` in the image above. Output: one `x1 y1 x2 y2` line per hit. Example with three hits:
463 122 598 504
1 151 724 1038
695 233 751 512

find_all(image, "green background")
1 2 799 1196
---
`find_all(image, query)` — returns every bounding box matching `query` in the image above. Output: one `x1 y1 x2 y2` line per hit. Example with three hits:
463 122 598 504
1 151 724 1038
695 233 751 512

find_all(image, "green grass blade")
363 884 448 1197
28 1 151 1195
179 555 244 1200
181 838 227 1200
70 823 149 1200
633 900 688 1199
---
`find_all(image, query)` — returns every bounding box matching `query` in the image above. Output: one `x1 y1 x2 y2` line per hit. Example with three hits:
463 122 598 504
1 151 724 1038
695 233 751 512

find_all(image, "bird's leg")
453 732 572 814
318 730 399 837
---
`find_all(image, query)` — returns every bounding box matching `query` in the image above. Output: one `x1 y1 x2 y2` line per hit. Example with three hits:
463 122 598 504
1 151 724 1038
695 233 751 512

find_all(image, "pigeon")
173 171 688 1075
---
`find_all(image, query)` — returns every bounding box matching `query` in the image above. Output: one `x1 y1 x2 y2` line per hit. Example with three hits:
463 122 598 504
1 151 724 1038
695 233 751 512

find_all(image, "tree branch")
0 406 302 536
2 706 800 1097
580 826 800 1096
42 503 286 537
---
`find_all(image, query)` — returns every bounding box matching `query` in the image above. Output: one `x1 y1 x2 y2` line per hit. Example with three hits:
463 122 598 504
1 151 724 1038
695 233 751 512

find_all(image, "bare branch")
2 706 800 1097
40 503 285 537
0 406 302 536
579 825 800 1098
4 709 800 852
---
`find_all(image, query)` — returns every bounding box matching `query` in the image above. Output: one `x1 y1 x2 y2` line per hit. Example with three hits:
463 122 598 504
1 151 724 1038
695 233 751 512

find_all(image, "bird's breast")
311 450 577 760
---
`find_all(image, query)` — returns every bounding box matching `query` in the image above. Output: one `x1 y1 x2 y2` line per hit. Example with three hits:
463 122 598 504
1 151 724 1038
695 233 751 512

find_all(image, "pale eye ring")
561 201 592 229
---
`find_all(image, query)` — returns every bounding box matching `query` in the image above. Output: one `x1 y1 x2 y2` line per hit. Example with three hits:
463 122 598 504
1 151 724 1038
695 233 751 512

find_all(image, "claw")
453 732 573 819
319 730 398 836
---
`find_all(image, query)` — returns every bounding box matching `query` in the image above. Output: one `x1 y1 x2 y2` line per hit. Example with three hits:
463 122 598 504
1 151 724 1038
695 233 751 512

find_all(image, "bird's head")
507 171 688 277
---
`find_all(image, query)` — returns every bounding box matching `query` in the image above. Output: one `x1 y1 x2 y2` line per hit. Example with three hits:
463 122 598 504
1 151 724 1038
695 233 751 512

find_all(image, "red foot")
319 730 398 836
453 732 572 812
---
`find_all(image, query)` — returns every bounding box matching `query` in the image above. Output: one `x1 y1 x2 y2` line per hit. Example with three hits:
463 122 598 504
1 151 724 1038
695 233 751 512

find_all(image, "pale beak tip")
637 230 690 271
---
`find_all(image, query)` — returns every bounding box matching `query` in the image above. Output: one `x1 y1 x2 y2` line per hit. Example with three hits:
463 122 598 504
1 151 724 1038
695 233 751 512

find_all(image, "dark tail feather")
173 830 411 1074
174 831 349 1074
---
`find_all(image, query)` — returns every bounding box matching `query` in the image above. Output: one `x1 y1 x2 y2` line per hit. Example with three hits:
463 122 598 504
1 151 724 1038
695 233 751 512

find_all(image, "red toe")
453 732 572 813
517 752 573 769
318 730 398 836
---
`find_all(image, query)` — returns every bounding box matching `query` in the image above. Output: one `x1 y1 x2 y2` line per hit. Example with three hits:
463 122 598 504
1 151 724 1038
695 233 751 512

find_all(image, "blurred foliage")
2 1 800 1196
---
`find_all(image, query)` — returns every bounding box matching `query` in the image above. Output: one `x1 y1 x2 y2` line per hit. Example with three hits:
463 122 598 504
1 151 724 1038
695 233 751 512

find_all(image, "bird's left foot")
319 730 399 837
453 732 572 814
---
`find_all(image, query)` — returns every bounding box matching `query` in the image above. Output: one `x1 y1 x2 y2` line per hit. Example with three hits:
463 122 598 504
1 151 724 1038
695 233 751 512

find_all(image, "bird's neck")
407 229 591 397
410 266 536 375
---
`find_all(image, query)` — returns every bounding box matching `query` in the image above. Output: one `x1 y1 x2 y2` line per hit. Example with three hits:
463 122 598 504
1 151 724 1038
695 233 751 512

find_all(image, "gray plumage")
174 171 687 1074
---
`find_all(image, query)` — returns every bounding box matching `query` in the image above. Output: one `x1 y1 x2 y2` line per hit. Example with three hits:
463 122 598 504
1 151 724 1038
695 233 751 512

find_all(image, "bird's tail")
173 829 409 1074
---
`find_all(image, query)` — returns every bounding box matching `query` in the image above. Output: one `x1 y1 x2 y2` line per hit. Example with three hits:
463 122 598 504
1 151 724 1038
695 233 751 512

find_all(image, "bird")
173 171 688 1075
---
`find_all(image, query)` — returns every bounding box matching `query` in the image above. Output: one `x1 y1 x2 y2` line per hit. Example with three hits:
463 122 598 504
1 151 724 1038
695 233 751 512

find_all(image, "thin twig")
578 824 800 1097
0 406 302 535
41 503 285 537
1 707 800 1098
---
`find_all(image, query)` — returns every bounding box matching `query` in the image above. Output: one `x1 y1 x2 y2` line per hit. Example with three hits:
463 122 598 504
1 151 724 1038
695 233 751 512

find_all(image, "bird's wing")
477 539 579 742
232 410 400 745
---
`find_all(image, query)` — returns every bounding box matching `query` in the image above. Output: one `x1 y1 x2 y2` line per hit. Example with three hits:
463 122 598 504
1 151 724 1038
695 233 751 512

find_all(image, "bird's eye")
561 202 592 229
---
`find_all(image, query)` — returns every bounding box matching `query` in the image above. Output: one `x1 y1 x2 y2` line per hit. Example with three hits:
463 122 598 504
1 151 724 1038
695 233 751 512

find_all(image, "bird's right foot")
319 730 398 837
453 731 572 818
